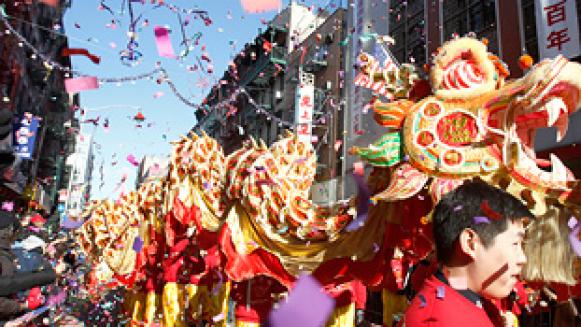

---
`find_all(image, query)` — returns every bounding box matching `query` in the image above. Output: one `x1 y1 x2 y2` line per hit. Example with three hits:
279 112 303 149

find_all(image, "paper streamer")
61 48 101 64
64 76 99 94
240 0 281 13
126 154 140 167
154 26 176 58
345 173 371 232
266 274 334 327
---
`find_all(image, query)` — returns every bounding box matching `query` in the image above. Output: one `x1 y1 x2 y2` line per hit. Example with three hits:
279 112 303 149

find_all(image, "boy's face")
472 219 527 299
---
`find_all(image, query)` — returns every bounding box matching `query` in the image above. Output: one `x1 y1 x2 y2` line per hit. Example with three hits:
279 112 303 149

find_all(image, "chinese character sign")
535 0 580 59
13 113 39 160
295 72 315 143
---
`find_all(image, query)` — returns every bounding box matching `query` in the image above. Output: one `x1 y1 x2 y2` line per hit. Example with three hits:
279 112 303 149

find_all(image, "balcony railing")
239 46 287 86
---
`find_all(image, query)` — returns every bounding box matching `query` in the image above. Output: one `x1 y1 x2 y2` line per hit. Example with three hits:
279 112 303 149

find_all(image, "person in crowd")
27 213 49 243
402 179 533 326
0 210 57 322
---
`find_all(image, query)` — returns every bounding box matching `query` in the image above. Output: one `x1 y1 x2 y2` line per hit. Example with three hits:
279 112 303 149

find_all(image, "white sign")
535 0 581 59
295 71 315 143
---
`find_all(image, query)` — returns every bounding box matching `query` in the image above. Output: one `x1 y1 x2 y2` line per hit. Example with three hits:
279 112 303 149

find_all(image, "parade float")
77 36 581 326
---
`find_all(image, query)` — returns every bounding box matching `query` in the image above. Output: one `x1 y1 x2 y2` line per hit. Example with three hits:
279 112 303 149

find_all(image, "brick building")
0 0 78 214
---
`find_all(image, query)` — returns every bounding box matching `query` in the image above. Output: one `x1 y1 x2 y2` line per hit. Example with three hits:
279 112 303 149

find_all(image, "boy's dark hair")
432 179 533 264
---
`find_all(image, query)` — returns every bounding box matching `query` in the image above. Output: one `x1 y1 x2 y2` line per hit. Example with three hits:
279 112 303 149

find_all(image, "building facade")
284 8 347 204
0 0 78 214
386 0 581 175
64 132 93 218
194 1 327 154
343 0 391 198
194 2 349 204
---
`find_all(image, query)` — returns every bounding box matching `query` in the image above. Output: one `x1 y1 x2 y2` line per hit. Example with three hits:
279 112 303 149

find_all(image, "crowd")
0 209 88 326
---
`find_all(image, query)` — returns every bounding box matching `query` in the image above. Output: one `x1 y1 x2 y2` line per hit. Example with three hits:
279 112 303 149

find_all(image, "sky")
62 0 335 200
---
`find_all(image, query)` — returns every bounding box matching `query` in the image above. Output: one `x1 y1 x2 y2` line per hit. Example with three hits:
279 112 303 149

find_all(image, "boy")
402 179 533 326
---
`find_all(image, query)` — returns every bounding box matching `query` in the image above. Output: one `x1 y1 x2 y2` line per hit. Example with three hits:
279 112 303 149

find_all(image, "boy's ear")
458 228 479 260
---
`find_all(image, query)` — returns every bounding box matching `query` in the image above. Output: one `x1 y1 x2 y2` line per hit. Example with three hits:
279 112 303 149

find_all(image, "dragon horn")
249 136 258 148
259 139 268 150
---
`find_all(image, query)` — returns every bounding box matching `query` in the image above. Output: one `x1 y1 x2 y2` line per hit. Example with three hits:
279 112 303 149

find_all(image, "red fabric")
30 213 46 224
219 222 296 289
409 260 438 295
409 79 432 102
324 280 367 308
352 280 367 309
403 276 503 327
231 277 286 323
220 194 434 290
26 287 43 310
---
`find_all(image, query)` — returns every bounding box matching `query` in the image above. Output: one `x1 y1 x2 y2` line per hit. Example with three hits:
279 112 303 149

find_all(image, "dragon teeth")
556 116 569 142
550 154 568 183
544 98 567 127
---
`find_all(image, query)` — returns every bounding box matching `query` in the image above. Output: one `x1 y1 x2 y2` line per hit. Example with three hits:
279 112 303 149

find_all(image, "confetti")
64 76 99 94
569 223 581 256
568 216 578 229
334 140 343 152
154 26 176 58
436 286 445 299
266 274 334 327
1 201 14 212
353 161 364 176
126 154 140 167
473 216 491 225
480 200 502 220
345 173 371 232
132 236 144 252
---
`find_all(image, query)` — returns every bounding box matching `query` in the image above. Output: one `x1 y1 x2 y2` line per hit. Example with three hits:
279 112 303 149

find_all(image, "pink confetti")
1 202 14 212
39 0 58 6
240 0 281 13
126 154 139 167
334 140 343 152
154 26 176 58
64 76 99 94
353 162 364 176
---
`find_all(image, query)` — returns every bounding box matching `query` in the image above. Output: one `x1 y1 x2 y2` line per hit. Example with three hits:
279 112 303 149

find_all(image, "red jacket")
403 275 504 326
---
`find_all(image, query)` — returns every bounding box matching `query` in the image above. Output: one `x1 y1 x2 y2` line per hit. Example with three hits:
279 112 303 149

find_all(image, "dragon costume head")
352 36 581 283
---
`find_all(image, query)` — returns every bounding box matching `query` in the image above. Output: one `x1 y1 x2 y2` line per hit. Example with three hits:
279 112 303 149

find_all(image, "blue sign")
13 113 39 160
57 203 65 213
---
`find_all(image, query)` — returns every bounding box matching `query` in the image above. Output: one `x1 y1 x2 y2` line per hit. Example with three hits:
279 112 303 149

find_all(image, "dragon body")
77 37 581 326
